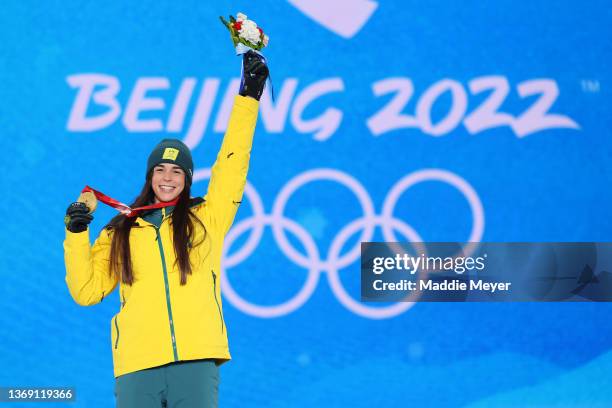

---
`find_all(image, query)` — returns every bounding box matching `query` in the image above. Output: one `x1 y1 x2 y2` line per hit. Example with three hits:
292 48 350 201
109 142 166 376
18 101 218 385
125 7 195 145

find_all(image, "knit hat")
146 138 194 183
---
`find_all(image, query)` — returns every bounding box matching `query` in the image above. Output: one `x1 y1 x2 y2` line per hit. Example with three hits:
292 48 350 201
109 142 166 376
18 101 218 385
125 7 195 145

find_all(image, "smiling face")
151 163 186 203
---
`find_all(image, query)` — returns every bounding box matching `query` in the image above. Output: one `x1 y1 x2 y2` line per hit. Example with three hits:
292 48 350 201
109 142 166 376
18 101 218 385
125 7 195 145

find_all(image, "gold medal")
77 190 98 213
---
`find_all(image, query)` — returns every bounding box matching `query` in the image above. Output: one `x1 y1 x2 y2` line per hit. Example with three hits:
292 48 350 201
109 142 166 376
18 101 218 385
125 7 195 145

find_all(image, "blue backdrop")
2 0 611 406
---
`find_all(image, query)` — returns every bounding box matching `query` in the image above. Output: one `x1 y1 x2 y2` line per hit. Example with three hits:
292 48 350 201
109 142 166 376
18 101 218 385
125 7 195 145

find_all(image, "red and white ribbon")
81 185 178 218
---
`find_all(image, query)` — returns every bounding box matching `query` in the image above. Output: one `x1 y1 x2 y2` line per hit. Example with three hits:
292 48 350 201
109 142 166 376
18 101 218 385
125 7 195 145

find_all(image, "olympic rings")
193 168 485 319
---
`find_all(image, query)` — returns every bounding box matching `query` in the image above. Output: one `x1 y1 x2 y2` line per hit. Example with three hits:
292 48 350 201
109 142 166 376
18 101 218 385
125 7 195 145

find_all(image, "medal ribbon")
81 186 178 218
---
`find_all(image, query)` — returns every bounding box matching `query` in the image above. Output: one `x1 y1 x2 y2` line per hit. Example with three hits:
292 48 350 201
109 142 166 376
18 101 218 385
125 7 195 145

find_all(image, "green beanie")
146 138 194 183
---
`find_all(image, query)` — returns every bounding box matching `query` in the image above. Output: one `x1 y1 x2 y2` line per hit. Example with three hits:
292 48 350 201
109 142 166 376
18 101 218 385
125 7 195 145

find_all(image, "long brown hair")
105 170 207 286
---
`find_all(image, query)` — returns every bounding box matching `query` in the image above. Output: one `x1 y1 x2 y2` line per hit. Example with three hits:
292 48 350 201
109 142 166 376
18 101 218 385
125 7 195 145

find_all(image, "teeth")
160 186 175 192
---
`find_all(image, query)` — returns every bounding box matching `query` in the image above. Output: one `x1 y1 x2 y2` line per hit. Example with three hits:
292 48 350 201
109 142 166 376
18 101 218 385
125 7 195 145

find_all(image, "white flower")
242 20 257 31
239 20 262 44
236 12 247 22
263 35 269 46
243 29 261 44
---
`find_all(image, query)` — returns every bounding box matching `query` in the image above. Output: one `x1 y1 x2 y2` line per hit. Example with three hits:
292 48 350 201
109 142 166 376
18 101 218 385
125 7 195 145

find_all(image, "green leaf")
238 38 263 51
219 16 231 29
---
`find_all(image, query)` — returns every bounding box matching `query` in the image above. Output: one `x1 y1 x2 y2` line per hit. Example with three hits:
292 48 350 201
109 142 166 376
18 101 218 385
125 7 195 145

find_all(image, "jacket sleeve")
201 95 259 237
64 227 118 306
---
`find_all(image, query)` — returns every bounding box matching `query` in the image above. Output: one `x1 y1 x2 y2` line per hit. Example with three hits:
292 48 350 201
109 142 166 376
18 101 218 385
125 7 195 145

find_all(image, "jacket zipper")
114 316 120 349
211 270 225 334
155 226 179 361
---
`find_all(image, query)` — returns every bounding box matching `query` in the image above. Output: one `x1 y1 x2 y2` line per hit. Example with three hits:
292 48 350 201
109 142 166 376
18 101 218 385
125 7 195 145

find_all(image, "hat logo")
162 147 179 161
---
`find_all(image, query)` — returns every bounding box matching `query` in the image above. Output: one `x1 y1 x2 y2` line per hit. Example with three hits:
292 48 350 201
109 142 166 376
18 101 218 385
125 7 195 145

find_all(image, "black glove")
239 50 269 101
64 202 93 233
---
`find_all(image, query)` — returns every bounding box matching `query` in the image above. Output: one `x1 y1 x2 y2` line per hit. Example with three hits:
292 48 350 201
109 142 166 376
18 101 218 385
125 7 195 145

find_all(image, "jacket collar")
134 197 205 227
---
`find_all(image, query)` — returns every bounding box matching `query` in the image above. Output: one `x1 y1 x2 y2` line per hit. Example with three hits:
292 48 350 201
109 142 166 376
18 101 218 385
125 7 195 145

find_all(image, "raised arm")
202 95 259 237
200 51 269 237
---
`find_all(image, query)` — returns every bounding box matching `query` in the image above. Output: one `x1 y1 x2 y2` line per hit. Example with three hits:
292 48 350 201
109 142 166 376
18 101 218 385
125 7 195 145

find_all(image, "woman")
63 51 269 407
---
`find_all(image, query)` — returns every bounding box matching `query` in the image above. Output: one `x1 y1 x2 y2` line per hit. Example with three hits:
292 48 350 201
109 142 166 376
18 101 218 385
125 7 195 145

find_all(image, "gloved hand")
239 50 269 101
64 202 93 233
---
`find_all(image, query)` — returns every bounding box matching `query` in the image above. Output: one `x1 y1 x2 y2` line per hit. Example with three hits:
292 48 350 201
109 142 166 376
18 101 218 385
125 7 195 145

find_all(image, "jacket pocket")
114 316 120 349
211 270 225 334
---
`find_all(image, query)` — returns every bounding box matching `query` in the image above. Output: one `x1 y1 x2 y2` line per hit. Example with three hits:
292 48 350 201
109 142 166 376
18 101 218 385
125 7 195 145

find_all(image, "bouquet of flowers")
219 12 269 52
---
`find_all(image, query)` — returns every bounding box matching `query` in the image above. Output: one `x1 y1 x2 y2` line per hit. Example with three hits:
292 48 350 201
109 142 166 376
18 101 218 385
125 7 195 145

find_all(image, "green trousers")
114 359 219 408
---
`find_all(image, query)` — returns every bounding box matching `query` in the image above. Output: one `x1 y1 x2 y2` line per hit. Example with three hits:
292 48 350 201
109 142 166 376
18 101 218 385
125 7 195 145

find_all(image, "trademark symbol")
581 80 600 93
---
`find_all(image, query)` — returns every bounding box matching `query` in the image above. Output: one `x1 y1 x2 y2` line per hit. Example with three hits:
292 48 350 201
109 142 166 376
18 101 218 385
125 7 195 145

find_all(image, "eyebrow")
155 164 183 170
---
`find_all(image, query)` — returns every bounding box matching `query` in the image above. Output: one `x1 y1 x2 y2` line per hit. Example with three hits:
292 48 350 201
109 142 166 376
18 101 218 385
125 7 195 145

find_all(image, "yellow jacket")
64 95 259 378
